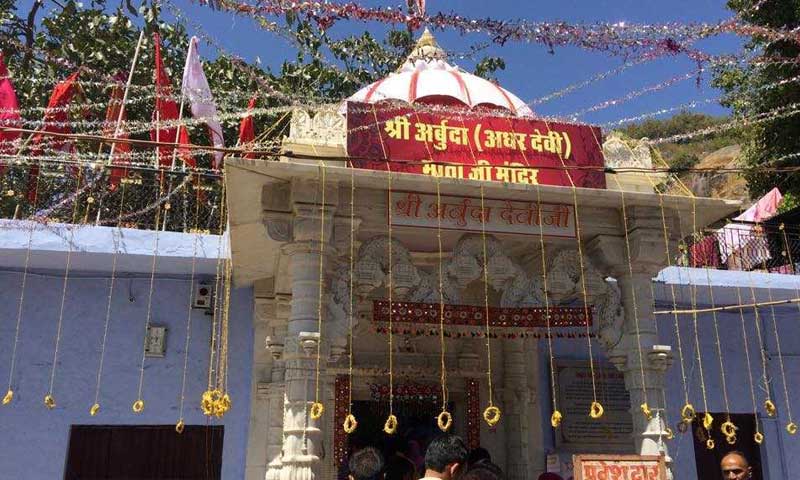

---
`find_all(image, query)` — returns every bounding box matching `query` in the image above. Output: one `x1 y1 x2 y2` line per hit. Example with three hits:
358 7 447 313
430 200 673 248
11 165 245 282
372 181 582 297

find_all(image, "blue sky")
40 0 746 126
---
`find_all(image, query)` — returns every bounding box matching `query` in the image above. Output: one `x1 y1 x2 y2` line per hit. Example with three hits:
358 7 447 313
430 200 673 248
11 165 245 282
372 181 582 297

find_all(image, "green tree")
714 0 800 198
0 0 505 227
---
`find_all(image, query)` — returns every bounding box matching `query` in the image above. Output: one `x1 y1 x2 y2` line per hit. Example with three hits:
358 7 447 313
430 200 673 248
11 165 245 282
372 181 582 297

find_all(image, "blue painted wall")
0 228 254 479
659 304 798 479
534 268 800 480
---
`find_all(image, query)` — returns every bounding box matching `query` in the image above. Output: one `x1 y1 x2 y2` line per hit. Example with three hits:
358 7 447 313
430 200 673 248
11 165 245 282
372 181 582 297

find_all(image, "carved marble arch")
326 233 625 356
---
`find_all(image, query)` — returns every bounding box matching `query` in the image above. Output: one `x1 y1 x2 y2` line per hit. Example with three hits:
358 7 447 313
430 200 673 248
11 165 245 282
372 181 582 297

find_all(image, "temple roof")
344 29 534 117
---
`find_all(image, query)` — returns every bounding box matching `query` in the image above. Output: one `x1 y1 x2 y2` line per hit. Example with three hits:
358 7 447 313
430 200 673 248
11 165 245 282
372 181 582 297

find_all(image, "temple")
226 31 740 480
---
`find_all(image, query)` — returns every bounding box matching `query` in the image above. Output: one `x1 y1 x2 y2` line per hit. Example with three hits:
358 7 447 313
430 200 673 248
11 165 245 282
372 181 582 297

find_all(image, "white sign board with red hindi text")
389 191 576 238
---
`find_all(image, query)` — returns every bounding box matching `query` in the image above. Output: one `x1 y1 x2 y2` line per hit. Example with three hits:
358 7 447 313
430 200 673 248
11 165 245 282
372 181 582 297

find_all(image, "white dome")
343 29 534 117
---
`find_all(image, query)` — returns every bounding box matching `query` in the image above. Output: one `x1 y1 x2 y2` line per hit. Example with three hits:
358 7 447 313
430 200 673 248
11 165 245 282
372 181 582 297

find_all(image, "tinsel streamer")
568 70 701 120
648 101 800 145
195 0 800 60
530 58 649 106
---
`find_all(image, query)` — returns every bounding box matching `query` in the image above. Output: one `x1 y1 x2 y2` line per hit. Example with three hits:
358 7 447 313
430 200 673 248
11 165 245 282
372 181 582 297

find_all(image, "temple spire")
406 28 447 63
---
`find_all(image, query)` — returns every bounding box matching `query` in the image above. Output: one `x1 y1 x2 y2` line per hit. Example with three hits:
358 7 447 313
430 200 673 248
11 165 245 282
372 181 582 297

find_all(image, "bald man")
721 451 752 480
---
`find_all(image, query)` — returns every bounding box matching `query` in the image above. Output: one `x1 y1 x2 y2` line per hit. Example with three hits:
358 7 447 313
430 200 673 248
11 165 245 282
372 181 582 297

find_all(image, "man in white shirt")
420 434 468 480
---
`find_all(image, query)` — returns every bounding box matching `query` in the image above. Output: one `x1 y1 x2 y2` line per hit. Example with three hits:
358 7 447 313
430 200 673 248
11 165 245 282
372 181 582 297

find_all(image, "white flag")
182 36 224 168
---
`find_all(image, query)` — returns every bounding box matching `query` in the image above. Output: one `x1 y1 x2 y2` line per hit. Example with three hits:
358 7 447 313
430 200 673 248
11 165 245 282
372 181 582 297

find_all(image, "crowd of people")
347 435 502 480
346 434 756 480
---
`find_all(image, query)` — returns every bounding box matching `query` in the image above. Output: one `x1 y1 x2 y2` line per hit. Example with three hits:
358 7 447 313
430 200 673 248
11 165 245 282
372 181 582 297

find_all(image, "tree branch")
21 0 42 72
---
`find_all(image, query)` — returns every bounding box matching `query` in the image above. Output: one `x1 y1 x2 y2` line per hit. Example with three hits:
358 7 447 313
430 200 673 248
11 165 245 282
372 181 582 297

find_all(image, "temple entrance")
346 399 455 474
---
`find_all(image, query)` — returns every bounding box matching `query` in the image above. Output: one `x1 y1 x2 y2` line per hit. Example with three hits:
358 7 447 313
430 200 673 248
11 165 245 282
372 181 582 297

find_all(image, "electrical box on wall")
145 325 167 357
193 282 212 310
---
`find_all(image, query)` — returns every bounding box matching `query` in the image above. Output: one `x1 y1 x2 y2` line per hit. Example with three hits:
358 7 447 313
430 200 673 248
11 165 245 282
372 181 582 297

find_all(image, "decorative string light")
734 284 764 444
202 183 230 417
549 120 603 420
535 181 561 428
132 181 166 414
627 140 688 441
687 197 714 449
741 251 777 421
45 163 85 410
478 184 500 428
434 177 452 432
310 164 326 422
89 181 128 416
177 186 203 433
2 175 41 406
368 104 397 435
703 265 737 445
761 227 796 436
342 162 357 435
610 174 653 422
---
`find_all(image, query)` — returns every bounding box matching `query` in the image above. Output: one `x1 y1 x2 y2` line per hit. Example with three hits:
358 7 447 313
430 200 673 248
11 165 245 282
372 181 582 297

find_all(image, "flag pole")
97 30 145 225
107 30 145 166
163 37 193 231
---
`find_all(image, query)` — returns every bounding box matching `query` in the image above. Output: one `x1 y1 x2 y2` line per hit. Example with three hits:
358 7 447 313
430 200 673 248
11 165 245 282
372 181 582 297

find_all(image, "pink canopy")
342 29 534 117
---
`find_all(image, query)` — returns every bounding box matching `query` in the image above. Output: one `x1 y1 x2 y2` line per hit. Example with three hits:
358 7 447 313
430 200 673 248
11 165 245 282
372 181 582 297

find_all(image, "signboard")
390 191 576 238
555 361 633 449
346 101 606 189
573 454 667 480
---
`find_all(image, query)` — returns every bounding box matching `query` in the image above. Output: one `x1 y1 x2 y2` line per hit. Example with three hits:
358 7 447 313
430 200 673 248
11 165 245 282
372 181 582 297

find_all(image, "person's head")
536 474 563 480
386 454 417 480
349 447 385 480
721 451 752 480
461 466 503 480
424 434 468 479
466 448 492 469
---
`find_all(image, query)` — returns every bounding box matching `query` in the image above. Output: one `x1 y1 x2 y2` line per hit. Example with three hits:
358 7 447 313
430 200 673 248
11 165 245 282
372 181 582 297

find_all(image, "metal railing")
1 162 225 233
683 222 800 274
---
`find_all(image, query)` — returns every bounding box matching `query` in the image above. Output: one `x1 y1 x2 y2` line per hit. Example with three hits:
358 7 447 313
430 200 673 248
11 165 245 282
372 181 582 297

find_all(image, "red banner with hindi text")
346 102 606 189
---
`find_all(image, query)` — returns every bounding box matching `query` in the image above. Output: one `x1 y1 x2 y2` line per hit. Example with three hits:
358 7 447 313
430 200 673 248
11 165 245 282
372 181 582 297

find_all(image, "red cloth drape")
237 96 257 159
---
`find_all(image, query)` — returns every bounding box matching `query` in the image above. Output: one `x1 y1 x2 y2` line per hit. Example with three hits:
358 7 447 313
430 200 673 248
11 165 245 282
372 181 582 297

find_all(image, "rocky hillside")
680 144 749 202
619 111 748 202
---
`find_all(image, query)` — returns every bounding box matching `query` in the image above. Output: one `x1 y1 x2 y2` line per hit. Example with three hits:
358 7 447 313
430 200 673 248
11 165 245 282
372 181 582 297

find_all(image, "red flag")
28 70 81 202
150 32 180 168
31 70 80 152
0 52 21 165
176 125 196 169
238 96 256 159
104 82 132 189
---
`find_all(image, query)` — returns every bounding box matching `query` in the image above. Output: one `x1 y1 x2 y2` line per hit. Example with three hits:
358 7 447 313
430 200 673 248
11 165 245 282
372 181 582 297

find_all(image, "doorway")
345 399 455 476
64 425 224 479
692 413 763 480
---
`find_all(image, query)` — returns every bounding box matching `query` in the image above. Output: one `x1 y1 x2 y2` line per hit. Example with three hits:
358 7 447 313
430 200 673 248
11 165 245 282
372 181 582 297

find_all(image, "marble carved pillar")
278 196 337 480
589 227 673 476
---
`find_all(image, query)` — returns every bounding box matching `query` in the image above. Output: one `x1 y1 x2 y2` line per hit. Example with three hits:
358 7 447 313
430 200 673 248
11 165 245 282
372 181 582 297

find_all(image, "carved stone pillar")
264 380 287 480
588 229 673 475
502 338 541 480
248 296 288 480
276 196 338 480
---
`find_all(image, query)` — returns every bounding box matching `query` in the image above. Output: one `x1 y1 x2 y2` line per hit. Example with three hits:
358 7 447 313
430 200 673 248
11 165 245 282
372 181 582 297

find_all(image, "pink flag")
182 36 224 168
416 0 425 15
0 52 21 161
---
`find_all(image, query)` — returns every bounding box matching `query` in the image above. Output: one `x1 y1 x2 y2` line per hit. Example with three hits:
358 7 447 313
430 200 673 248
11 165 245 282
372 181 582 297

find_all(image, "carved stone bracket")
326 234 625 355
